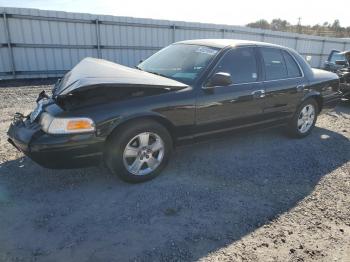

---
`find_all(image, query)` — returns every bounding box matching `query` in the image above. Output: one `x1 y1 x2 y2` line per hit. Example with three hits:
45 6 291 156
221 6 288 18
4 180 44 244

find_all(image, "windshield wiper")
136 66 169 78
147 71 168 78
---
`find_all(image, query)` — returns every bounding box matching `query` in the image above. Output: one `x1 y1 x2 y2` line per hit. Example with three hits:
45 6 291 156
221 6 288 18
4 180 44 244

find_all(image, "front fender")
96 111 175 138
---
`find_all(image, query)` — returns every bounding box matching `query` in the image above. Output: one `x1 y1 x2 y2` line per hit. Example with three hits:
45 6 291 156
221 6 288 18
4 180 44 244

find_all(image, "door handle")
296 84 305 92
251 89 265 98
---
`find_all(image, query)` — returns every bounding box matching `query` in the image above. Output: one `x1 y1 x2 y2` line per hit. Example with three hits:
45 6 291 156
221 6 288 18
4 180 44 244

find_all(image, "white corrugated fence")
1 7 350 79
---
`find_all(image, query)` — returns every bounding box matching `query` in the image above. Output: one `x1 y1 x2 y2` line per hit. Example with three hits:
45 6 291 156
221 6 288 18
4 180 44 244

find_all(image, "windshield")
138 44 220 85
330 52 346 63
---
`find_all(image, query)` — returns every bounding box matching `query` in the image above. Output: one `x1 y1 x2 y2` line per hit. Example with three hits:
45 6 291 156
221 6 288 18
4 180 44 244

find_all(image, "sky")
0 0 350 27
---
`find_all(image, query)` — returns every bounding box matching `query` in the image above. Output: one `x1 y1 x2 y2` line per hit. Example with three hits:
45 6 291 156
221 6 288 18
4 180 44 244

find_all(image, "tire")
287 98 319 138
104 119 172 183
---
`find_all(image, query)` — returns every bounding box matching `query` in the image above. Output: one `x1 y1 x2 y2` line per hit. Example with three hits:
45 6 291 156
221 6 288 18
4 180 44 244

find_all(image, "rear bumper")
7 119 104 169
323 96 341 110
320 91 342 113
340 83 350 97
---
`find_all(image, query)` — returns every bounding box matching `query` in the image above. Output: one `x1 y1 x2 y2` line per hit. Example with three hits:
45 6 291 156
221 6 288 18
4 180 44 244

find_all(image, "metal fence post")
172 24 176 42
294 37 299 50
2 12 16 78
343 42 347 51
95 19 101 58
221 29 225 39
319 40 326 68
261 33 265 42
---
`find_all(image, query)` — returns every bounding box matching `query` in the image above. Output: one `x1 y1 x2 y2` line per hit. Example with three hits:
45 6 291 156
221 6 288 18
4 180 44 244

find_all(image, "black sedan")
8 39 341 183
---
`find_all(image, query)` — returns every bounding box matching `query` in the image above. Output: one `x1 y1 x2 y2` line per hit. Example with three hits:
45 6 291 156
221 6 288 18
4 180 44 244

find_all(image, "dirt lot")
0 83 349 262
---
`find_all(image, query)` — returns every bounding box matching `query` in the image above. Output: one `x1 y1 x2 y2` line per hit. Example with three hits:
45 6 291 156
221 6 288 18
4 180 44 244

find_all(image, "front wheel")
105 120 172 183
287 98 318 138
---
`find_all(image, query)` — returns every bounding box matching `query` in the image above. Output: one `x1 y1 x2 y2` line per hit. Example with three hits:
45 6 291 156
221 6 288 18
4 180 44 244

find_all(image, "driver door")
195 47 266 135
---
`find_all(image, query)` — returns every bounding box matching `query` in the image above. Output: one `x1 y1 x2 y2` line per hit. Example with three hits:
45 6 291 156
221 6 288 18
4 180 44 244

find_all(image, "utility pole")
297 17 302 34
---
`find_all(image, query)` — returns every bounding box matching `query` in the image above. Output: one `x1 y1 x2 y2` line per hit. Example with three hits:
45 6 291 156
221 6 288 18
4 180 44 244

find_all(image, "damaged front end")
7 57 187 169
55 84 173 111
7 88 103 168
8 88 55 152
51 57 188 110
7 112 42 152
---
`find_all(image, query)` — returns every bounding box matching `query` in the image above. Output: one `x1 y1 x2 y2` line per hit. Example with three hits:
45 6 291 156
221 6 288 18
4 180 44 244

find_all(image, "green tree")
247 19 270 30
246 18 350 38
270 19 289 31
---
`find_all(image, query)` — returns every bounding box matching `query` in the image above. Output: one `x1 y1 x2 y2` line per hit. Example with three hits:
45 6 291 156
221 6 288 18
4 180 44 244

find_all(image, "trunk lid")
311 68 339 81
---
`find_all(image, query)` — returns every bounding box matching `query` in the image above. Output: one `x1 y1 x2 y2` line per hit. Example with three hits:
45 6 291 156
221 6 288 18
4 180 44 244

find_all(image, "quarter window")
261 48 288 80
214 47 258 84
282 51 302 78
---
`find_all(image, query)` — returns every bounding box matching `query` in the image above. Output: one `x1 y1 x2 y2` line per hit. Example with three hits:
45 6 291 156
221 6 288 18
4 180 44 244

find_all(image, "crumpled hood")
53 57 188 96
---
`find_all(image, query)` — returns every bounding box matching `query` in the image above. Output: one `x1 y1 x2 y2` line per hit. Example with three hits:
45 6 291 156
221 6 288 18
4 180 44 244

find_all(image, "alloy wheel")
122 132 165 176
297 104 315 133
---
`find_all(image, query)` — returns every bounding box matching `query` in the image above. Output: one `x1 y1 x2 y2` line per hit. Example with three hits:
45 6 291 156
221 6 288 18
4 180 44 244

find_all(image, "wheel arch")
104 113 177 146
301 92 323 113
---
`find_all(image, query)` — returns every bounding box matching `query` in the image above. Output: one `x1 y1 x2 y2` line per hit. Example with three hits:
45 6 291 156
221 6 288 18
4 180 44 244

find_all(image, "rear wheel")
105 120 172 183
287 98 318 138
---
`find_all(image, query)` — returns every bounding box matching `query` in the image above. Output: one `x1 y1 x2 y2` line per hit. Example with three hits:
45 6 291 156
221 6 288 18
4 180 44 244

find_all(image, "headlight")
39 112 95 134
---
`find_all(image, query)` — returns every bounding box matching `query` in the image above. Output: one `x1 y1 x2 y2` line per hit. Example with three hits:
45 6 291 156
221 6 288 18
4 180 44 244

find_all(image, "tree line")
247 19 350 38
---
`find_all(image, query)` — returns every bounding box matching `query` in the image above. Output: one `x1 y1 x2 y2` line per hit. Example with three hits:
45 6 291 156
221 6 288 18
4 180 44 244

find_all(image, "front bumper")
7 117 104 169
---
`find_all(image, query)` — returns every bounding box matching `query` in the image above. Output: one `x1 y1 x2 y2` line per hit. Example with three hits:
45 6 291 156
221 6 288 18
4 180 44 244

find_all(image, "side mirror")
205 72 232 89
335 60 347 66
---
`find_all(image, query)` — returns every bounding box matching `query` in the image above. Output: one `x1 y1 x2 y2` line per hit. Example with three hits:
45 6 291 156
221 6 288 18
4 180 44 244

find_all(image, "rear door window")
261 48 288 80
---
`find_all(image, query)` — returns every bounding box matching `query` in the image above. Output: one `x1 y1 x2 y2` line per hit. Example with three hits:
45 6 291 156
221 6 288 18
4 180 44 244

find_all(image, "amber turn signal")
67 120 93 130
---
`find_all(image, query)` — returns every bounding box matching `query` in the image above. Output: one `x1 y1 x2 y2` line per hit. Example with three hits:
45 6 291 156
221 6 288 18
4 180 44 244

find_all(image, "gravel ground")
0 83 349 262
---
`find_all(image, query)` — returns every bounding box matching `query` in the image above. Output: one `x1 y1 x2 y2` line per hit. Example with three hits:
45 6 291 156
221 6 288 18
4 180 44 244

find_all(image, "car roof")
176 39 285 49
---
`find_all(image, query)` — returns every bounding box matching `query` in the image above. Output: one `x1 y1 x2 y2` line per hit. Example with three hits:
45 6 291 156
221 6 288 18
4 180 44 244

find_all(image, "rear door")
195 47 265 135
259 47 305 119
